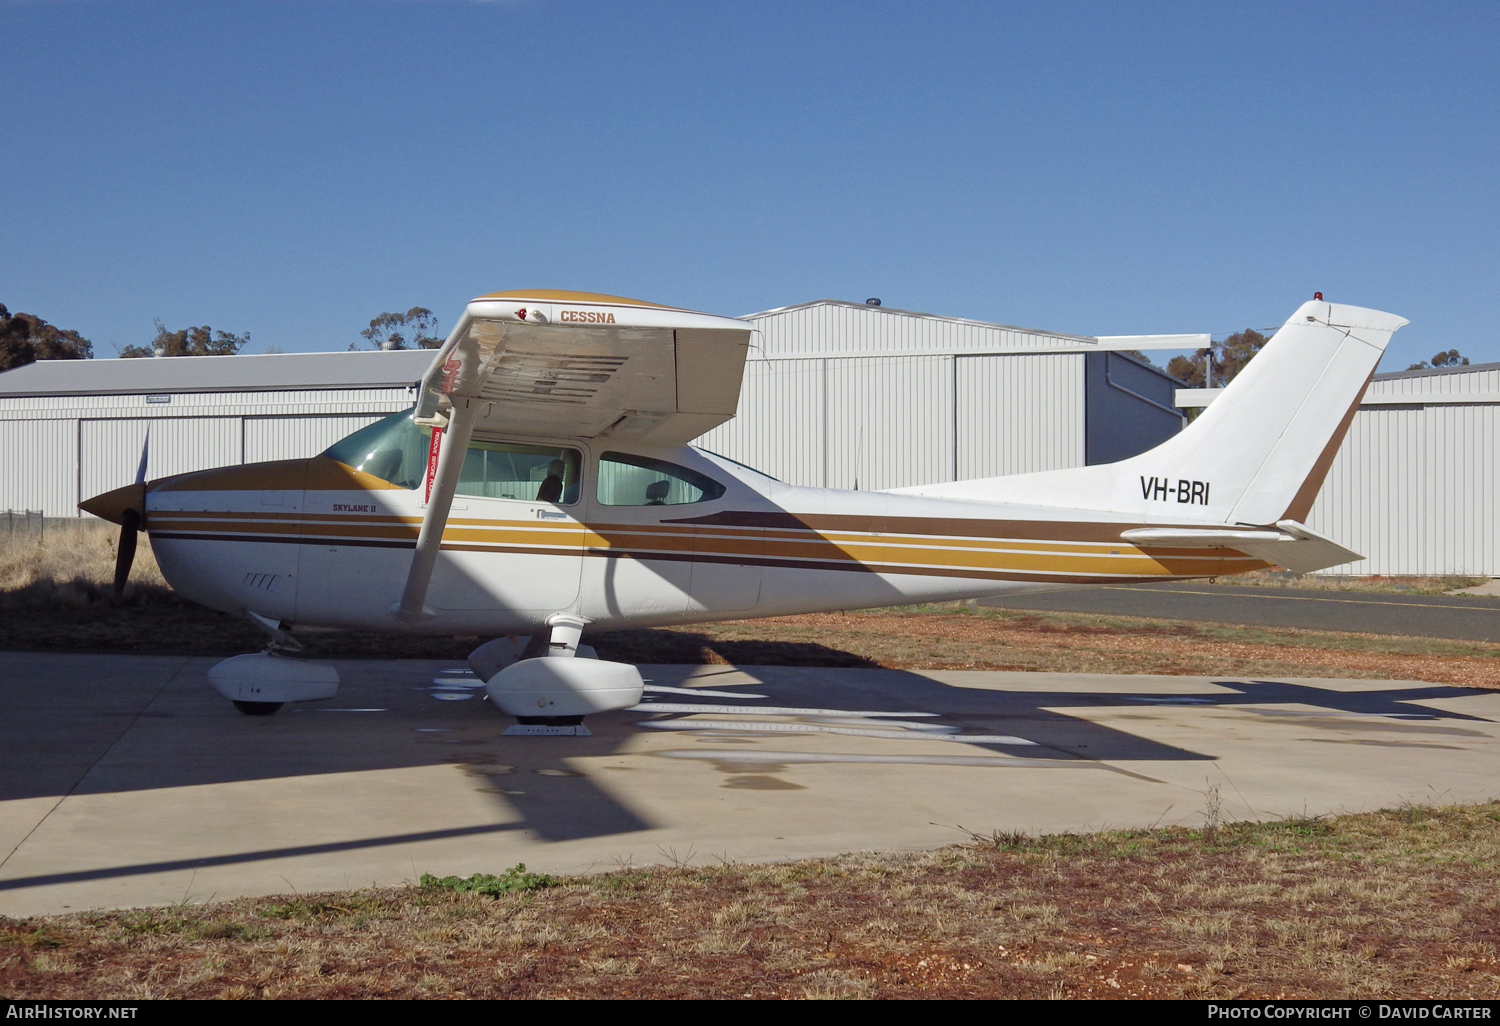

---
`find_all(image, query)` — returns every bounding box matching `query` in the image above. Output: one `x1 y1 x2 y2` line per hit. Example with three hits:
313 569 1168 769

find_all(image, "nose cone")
140 458 314 622
80 482 146 526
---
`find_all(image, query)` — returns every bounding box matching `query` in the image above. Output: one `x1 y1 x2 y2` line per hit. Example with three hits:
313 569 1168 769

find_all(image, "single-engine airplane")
81 290 1406 731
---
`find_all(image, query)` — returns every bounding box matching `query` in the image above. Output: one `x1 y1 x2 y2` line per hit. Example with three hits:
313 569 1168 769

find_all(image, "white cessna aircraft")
82 290 1406 730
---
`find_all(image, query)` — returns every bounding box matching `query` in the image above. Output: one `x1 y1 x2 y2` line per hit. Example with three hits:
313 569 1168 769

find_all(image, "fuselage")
138 412 1268 636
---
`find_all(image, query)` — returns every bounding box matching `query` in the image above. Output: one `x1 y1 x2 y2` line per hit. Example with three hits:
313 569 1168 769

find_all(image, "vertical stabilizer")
892 300 1407 526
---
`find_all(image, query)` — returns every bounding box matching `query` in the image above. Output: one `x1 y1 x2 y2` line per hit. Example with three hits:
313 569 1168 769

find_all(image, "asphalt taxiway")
980 582 1500 641
3 651 1498 916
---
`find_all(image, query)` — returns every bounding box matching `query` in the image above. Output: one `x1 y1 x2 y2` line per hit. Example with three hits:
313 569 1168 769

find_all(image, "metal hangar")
696 299 1199 491
0 350 429 518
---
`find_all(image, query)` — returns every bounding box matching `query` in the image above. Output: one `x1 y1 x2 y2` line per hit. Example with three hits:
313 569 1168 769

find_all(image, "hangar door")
80 418 242 501
0 419 79 517
956 354 1084 479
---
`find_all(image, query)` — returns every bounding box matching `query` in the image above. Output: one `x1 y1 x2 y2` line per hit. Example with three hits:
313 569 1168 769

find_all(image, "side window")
459 442 581 504
596 452 726 506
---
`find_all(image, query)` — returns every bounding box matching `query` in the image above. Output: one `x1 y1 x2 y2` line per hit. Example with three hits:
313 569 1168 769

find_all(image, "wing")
394 289 751 622
414 289 752 445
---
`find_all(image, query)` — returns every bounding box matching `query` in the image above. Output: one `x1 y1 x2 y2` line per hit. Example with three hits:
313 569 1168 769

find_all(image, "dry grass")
594 608 1500 688
0 520 169 608
3 525 1498 686
1202 568 1486 596
6 803 1500 999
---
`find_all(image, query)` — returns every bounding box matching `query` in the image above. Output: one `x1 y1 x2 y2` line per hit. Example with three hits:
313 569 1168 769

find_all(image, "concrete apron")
2 652 1498 917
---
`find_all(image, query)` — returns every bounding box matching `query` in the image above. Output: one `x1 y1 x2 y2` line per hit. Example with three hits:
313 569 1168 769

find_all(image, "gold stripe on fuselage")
147 508 1268 582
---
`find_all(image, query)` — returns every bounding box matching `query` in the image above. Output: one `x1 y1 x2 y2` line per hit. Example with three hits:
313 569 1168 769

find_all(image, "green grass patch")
419 864 557 897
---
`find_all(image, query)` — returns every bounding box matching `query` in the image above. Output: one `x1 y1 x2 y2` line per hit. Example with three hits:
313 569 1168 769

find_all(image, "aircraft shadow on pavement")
648 668 1499 767
3 651 1496 893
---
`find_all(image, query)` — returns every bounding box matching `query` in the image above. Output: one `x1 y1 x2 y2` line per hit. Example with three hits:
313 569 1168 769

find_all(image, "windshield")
324 409 428 490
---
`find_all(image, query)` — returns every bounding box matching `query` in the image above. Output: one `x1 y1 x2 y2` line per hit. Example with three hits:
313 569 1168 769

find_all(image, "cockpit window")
596 452 726 506
323 408 581 504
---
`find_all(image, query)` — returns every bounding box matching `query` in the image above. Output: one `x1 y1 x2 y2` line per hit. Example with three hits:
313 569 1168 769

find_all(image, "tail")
892 299 1407 527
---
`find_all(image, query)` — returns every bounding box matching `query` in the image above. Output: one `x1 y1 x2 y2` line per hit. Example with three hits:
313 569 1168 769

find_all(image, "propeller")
113 509 140 598
112 432 149 598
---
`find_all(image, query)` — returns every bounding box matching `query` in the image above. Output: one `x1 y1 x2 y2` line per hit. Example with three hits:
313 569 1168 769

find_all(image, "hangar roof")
1372 360 1500 383
740 298 1208 358
0 350 433 398
1180 359 1500 410
742 298 1097 341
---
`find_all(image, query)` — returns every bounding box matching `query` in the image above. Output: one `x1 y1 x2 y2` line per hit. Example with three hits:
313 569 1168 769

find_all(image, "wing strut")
392 397 477 622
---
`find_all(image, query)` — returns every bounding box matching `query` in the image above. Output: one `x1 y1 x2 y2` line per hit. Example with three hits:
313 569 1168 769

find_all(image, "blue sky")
2 0 1496 370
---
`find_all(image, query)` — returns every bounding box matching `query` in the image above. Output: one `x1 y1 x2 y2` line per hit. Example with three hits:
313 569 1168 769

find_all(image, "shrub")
419 865 557 897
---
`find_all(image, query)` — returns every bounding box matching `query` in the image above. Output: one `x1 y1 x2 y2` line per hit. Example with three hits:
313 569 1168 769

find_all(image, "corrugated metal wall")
703 302 1125 489
244 413 387 463
1309 402 1498 576
697 352 1086 489
826 356 955 490
0 386 413 517
80 417 242 500
1367 365 1500 399
957 354 1084 478
0 386 413 416
697 359 827 485
0 420 77 516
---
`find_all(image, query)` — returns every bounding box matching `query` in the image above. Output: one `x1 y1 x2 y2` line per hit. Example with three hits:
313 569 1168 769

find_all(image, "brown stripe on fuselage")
150 509 1261 569
148 511 1156 561
152 524 1265 582
586 545 1254 580
665 509 1209 543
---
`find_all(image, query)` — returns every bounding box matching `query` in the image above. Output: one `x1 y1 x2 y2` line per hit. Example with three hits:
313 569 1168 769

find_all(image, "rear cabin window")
323 409 581 504
596 452 726 506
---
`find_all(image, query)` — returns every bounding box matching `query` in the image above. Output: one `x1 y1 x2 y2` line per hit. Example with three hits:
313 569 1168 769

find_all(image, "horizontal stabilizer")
1121 520 1362 574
